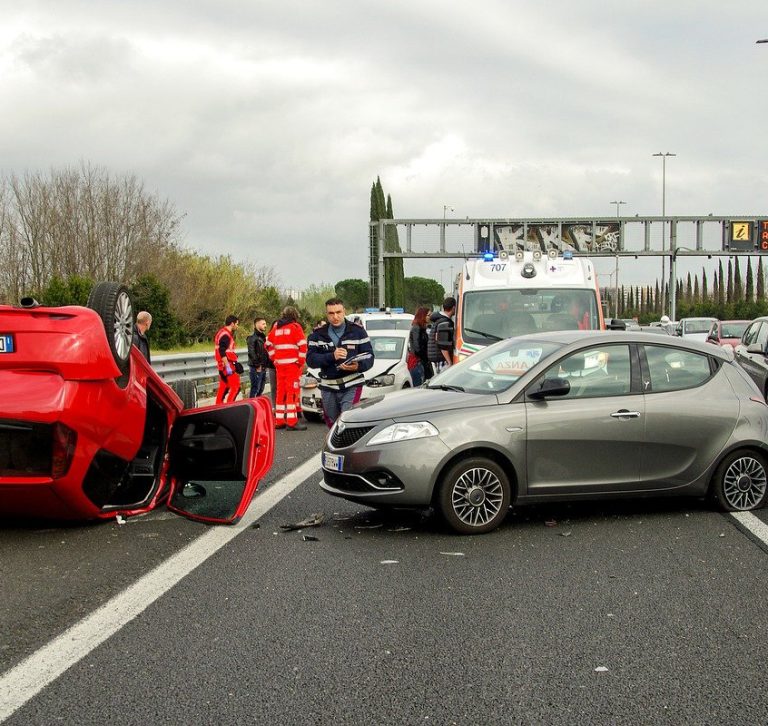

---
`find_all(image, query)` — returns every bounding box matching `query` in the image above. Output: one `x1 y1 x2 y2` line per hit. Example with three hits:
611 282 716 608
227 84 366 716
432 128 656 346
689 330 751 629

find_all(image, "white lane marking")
730 510 768 545
0 455 322 722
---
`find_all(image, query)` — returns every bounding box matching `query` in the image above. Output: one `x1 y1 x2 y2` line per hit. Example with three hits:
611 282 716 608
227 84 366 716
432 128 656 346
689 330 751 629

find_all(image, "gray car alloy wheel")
713 450 768 512
438 457 511 534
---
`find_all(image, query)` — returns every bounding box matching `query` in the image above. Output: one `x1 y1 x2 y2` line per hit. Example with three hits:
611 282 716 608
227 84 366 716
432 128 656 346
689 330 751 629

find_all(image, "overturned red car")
0 283 274 524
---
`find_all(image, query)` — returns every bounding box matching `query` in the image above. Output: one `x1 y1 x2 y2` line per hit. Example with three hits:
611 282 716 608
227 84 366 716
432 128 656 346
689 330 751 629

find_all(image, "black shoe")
287 422 307 431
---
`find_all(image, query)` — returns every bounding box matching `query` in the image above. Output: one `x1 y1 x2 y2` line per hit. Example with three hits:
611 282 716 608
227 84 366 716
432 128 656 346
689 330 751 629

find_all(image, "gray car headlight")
300 375 319 388
367 374 396 387
367 421 439 446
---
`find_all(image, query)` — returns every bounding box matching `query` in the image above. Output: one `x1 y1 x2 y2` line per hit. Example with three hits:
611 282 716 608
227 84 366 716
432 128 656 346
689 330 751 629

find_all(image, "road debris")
302 535 319 542
594 666 609 673
440 552 465 556
380 560 399 564
544 519 557 527
279 512 325 531
115 515 126 525
560 531 572 537
354 523 383 529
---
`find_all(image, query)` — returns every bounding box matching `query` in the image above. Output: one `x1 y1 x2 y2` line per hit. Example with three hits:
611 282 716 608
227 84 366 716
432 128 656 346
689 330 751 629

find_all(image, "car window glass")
644 345 713 392
721 322 748 339
743 322 761 346
370 336 404 360
431 338 562 394
756 323 768 349
539 344 632 399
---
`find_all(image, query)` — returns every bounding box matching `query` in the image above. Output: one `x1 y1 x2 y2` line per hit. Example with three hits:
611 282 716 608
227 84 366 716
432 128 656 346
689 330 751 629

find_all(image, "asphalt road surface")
3 419 768 725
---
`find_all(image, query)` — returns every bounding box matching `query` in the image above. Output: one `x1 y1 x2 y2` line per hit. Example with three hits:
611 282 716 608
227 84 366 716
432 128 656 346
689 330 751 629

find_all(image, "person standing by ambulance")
306 297 374 427
214 315 241 404
266 306 307 430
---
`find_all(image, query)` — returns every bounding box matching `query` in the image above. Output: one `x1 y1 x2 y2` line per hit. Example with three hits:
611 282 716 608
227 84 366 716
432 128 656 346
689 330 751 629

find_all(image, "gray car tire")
438 456 511 534
711 449 768 512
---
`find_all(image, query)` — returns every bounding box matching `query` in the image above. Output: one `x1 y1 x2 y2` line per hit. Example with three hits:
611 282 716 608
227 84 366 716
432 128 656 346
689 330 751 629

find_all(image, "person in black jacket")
427 297 456 371
133 311 152 363
246 316 270 397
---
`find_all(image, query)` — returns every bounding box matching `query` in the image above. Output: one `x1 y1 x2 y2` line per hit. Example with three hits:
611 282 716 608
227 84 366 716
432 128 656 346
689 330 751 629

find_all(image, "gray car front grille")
330 425 374 448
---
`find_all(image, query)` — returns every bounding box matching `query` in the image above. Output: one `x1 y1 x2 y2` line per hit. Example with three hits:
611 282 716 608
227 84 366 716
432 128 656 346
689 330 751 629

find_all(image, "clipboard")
336 352 372 369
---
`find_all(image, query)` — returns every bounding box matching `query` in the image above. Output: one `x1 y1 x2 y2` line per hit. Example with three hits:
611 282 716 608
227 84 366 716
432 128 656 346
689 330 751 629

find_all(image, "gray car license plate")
322 452 343 471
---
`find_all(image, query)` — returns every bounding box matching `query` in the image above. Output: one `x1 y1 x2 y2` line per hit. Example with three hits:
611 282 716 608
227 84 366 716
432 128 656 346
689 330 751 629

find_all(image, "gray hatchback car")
320 331 768 534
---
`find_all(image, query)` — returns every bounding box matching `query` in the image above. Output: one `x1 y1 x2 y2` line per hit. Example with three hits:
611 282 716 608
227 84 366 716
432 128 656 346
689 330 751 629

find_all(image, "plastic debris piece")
544 519 557 527
387 526 412 532
115 515 126 525
302 535 319 542
380 560 399 564
560 531 572 537
719 533 725 538
594 666 609 673
280 512 325 531
440 552 465 556
354 523 383 529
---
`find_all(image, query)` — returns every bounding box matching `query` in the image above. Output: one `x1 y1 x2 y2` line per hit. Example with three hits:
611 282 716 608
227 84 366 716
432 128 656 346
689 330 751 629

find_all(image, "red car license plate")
0 334 14 353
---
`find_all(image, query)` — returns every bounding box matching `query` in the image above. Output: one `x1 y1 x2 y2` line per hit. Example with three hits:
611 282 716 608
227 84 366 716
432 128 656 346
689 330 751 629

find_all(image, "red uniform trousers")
215 372 241 404
274 362 302 427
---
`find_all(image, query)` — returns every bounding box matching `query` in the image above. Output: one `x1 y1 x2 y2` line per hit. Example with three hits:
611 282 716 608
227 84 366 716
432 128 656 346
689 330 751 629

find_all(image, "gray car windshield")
427 338 563 394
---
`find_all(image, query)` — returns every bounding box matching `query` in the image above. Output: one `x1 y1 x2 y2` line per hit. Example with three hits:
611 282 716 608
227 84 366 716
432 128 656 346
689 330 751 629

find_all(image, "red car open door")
165 398 274 524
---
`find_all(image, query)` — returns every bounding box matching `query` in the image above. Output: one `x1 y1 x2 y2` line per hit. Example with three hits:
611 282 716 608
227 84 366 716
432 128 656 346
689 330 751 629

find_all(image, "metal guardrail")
152 348 257 399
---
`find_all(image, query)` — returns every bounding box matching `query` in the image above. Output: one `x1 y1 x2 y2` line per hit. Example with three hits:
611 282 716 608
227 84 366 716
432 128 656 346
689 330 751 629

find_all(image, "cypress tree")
369 182 381 305
693 276 700 304
718 260 725 306
746 257 754 301
702 268 708 301
654 281 660 315
757 258 766 301
727 259 734 303
733 258 743 301
385 193 405 307
685 272 693 303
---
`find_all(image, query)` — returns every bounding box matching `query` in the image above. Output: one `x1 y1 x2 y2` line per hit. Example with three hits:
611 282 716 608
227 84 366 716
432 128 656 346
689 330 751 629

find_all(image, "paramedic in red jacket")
214 315 241 404
266 306 308 430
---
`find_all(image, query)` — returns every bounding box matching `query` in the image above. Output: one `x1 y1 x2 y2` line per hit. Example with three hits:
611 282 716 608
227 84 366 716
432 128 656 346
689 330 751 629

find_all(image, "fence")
152 348 262 399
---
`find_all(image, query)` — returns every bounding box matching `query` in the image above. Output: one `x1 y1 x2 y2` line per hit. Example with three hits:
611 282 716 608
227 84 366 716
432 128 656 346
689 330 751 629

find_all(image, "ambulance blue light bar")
483 252 495 261
562 250 574 260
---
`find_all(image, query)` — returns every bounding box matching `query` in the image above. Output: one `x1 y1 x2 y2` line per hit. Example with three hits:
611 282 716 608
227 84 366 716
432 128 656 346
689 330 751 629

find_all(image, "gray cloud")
1 0 767 293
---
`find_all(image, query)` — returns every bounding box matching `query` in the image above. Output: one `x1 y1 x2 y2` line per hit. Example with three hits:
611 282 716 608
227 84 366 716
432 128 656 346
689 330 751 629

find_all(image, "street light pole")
609 201 626 318
653 152 676 315
443 205 454 219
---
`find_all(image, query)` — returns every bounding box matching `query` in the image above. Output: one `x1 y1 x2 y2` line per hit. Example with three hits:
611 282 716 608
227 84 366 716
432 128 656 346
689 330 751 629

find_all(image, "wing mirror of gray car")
746 343 767 355
607 318 626 331
528 377 571 400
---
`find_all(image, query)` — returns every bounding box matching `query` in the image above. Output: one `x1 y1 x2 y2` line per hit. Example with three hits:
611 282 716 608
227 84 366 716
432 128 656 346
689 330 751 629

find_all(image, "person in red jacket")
266 306 307 430
214 315 241 404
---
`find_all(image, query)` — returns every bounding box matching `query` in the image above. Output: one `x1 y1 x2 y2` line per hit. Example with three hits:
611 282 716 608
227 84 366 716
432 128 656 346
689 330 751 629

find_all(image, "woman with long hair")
408 306 432 386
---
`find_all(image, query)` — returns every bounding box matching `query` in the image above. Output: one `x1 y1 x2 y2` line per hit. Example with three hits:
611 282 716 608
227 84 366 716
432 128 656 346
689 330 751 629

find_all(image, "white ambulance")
454 249 605 361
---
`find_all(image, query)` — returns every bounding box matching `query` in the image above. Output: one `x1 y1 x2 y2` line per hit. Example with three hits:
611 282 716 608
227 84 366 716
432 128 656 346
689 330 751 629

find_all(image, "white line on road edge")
730 510 768 546
0 455 322 723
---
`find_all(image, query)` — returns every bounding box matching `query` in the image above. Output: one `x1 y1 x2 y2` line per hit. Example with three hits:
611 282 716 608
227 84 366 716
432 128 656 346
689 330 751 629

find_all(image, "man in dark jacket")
246 316 270 397
306 297 374 427
133 311 152 363
427 297 456 371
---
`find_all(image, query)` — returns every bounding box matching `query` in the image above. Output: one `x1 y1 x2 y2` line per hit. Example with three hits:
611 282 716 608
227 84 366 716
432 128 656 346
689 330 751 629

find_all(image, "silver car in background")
321 331 768 534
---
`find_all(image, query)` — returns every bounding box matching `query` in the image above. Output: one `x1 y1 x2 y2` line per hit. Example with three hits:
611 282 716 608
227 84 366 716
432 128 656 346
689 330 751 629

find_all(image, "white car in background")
300 328 413 422
349 309 414 331
676 317 718 343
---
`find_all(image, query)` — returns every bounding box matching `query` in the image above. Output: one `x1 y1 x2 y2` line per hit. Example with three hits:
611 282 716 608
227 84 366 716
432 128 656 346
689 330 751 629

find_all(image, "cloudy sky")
1 0 767 296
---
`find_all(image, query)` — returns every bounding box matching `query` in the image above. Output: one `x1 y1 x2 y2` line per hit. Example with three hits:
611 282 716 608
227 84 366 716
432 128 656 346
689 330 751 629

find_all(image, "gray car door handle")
611 410 640 419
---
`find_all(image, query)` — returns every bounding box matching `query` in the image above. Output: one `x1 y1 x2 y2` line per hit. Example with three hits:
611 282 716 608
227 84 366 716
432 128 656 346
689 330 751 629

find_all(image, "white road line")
730 510 768 545
0 455 322 723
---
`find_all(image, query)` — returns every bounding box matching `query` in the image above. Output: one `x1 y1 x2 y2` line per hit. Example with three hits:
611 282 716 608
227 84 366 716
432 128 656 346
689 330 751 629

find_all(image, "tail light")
51 423 77 478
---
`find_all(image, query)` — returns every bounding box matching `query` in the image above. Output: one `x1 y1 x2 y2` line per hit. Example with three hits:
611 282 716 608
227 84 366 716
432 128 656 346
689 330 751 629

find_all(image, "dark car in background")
735 317 768 399
321 331 768 534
